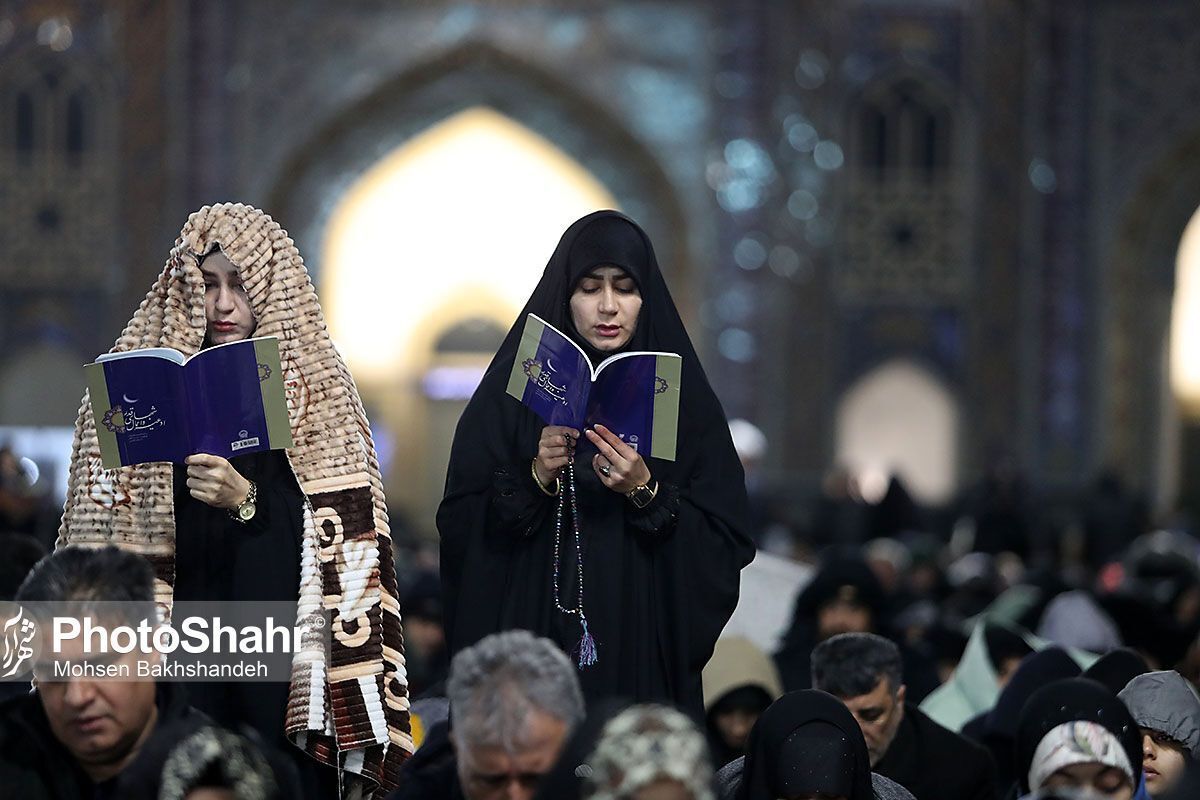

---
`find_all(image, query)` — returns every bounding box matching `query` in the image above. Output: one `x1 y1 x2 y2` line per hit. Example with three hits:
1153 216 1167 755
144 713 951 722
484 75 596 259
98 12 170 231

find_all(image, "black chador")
438 210 754 715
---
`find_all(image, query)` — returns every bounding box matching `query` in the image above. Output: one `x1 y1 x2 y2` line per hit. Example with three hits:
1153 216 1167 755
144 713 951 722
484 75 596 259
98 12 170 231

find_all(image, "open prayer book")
505 313 681 461
85 336 292 468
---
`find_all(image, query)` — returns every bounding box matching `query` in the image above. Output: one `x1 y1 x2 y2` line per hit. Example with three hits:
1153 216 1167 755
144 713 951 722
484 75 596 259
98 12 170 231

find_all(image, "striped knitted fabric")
57 203 413 795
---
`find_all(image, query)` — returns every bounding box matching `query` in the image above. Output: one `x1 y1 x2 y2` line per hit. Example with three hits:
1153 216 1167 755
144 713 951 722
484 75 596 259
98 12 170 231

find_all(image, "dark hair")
0 533 48 601
811 632 903 698
710 685 773 718
984 623 1034 666
16 545 157 625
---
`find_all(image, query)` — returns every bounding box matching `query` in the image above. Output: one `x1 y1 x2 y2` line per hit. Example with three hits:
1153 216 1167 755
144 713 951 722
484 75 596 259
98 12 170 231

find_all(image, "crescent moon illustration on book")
545 357 556 372
122 394 139 404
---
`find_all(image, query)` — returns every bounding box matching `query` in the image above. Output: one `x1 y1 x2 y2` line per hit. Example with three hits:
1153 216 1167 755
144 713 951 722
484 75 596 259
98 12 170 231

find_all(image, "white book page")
95 348 186 365
528 314 678 381
594 349 680 379
93 336 273 367
181 335 270 365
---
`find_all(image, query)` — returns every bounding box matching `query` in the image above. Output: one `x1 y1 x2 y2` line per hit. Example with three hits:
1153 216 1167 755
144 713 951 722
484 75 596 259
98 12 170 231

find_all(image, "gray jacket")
713 756 916 800
1118 670 1200 758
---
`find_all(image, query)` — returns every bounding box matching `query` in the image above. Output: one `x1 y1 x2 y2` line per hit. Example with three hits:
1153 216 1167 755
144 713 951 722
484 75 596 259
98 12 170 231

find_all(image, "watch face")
237 503 256 521
630 487 653 507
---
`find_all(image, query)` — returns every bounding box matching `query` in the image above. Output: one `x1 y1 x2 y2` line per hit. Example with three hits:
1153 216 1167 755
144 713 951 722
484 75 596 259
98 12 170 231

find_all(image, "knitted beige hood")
58 203 413 794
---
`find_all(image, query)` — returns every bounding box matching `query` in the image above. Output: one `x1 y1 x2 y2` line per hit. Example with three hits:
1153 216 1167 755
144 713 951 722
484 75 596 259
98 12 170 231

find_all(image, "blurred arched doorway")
321 106 617 536
1166 203 1200 515
834 359 960 507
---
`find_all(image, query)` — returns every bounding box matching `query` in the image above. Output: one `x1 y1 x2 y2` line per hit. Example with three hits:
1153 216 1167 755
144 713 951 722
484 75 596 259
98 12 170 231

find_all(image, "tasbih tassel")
552 437 599 668
574 613 598 668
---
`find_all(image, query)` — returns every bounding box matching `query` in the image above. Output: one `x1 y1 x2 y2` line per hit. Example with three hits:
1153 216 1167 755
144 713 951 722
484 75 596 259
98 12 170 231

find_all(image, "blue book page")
513 317 593 429
97 356 190 464
587 355 657 456
184 340 271 459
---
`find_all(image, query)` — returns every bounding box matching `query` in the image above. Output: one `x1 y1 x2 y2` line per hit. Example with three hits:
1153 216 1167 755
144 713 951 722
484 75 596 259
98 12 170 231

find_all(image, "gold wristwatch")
230 480 258 523
626 479 658 510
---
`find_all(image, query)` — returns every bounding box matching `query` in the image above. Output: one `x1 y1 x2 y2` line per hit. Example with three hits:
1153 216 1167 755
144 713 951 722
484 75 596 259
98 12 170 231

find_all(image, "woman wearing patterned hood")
439 210 754 714
58 204 412 797
581 704 714 800
157 725 280 800
1016 678 1143 800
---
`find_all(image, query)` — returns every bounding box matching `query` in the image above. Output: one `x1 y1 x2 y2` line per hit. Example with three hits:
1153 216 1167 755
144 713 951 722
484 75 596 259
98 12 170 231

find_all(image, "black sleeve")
626 479 681 536
488 462 556 538
968 746 999 800
948 727 998 800
236 475 297 541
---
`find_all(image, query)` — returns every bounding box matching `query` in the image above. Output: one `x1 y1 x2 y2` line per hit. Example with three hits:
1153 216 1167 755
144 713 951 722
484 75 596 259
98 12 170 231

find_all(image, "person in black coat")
438 211 754 715
0 545 298 799
960 646 1081 800
812 632 997 800
774 553 888 692
387 719 463 800
775 552 940 700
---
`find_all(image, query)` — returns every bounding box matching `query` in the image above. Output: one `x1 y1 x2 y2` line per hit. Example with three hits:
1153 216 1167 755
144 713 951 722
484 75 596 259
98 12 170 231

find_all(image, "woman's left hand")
185 453 252 510
585 424 652 494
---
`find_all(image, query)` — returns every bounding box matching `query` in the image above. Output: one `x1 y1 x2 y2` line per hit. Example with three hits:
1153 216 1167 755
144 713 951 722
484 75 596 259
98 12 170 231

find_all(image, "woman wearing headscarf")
438 210 754 714
717 689 912 800
773 551 937 699
703 636 783 769
57 204 413 797
1083 649 1151 697
773 553 887 692
1016 678 1143 800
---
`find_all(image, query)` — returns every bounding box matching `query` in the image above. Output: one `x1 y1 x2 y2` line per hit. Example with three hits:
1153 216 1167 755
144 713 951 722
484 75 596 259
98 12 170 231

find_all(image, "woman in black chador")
438 210 754 715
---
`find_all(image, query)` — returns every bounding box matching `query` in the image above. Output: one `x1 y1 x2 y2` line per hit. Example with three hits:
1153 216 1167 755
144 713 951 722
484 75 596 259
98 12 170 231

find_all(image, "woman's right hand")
535 426 580 487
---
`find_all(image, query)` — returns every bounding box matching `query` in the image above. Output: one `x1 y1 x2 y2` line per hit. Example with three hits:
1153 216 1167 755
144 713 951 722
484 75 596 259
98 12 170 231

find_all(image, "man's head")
16 546 161 782
811 632 905 767
447 630 585 800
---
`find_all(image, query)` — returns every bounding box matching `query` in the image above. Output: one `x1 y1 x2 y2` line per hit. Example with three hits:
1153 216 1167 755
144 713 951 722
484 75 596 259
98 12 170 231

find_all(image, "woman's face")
1142 728 1188 796
201 250 255 345
1041 763 1133 799
569 265 641 352
714 707 761 754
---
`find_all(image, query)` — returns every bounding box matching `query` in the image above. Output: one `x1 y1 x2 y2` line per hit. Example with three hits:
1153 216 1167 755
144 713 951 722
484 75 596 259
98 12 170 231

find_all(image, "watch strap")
229 480 258 523
627 479 659 509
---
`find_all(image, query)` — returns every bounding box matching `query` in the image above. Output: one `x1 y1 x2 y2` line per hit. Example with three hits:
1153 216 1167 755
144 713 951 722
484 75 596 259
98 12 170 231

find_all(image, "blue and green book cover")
506 313 682 461
85 336 293 468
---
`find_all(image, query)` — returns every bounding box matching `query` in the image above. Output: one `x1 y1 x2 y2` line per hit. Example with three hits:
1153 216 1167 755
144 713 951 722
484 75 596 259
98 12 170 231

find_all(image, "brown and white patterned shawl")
57 203 413 795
